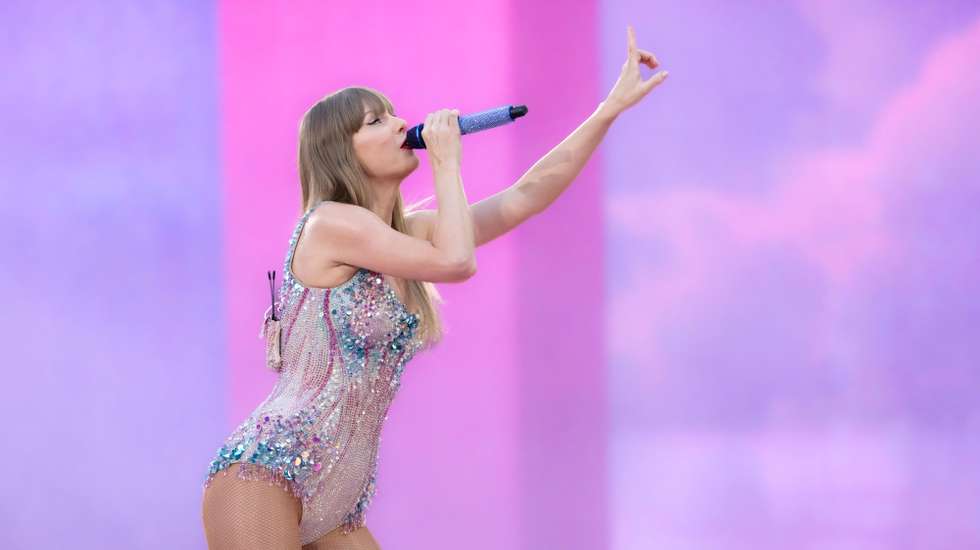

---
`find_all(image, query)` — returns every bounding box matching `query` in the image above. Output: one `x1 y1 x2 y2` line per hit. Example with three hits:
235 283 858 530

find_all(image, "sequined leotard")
203 201 424 544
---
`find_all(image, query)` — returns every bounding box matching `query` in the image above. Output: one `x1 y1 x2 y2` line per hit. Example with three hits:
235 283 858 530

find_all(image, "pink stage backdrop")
4 1 978 548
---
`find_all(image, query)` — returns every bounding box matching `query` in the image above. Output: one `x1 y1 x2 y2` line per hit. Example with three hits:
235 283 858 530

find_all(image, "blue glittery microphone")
403 104 528 149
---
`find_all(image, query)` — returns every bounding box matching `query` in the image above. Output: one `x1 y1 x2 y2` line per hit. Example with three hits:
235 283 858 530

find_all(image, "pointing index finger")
627 25 636 56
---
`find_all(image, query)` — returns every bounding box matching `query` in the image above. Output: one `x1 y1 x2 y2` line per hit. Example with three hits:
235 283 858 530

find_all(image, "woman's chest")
324 277 418 369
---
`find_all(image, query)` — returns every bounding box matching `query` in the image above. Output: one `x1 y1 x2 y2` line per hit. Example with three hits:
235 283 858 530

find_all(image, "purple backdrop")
0 1 224 547
604 1 980 548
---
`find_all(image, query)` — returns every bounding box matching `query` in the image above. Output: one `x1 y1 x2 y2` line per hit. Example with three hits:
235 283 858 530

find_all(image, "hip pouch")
259 270 283 371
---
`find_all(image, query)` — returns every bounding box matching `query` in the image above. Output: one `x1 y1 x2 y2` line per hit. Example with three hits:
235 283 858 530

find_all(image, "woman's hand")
602 25 668 117
422 108 462 169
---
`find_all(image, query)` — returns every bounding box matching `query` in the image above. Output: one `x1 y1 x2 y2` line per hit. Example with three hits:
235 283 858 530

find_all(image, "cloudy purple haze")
2 1 978 548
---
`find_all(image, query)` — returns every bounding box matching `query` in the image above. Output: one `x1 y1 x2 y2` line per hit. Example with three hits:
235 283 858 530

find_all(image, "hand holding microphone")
420 109 463 168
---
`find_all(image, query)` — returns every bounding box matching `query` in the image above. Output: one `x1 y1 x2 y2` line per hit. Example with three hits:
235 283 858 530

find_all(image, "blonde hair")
297 86 444 347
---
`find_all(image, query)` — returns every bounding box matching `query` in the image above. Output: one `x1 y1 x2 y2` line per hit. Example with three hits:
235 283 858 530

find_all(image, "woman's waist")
270 359 406 410
244 395 392 455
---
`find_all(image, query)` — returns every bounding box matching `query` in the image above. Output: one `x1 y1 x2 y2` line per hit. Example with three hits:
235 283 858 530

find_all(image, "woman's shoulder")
306 201 373 233
309 200 432 241
307 199 358 218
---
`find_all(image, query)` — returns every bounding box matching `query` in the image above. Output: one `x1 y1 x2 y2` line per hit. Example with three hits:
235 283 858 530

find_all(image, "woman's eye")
371 118 381 124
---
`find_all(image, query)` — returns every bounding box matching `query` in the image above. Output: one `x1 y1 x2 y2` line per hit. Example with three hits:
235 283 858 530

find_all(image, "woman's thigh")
302 525 381 550
202 462 304 550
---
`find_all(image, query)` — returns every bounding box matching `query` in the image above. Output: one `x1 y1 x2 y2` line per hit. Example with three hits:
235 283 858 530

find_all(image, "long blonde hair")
296 86 444 347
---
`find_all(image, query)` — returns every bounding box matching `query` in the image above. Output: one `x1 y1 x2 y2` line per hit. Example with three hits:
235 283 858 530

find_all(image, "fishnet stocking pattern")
202 463 303 549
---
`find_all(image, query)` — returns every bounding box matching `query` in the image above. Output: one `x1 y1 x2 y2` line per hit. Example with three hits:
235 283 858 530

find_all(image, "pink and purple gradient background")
3 1 979 548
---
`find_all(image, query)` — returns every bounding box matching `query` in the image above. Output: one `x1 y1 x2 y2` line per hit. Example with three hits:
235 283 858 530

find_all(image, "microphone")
403 104 528 149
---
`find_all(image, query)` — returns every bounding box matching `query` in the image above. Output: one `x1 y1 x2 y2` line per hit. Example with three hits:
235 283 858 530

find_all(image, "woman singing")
201 25 666 550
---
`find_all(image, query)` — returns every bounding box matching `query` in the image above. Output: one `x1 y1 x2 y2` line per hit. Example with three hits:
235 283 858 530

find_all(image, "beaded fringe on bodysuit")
202 462 385 549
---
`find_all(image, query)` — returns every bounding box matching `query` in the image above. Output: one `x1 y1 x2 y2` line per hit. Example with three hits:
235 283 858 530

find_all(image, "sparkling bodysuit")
203 202 424 544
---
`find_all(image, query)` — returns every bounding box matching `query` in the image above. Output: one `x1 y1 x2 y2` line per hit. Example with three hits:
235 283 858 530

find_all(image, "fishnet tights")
201 463 381 550
301 526 382 550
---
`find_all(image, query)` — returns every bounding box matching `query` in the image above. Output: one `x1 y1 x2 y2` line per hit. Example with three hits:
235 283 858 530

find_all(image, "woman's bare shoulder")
307 201 434 243
305 201 377 236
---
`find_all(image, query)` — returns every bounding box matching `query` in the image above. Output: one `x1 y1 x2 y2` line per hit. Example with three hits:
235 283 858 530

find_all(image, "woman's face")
352 104 418 181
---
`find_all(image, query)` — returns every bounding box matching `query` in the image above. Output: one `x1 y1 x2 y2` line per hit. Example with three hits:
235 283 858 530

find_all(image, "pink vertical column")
219 1 519 548
511 2 609 548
